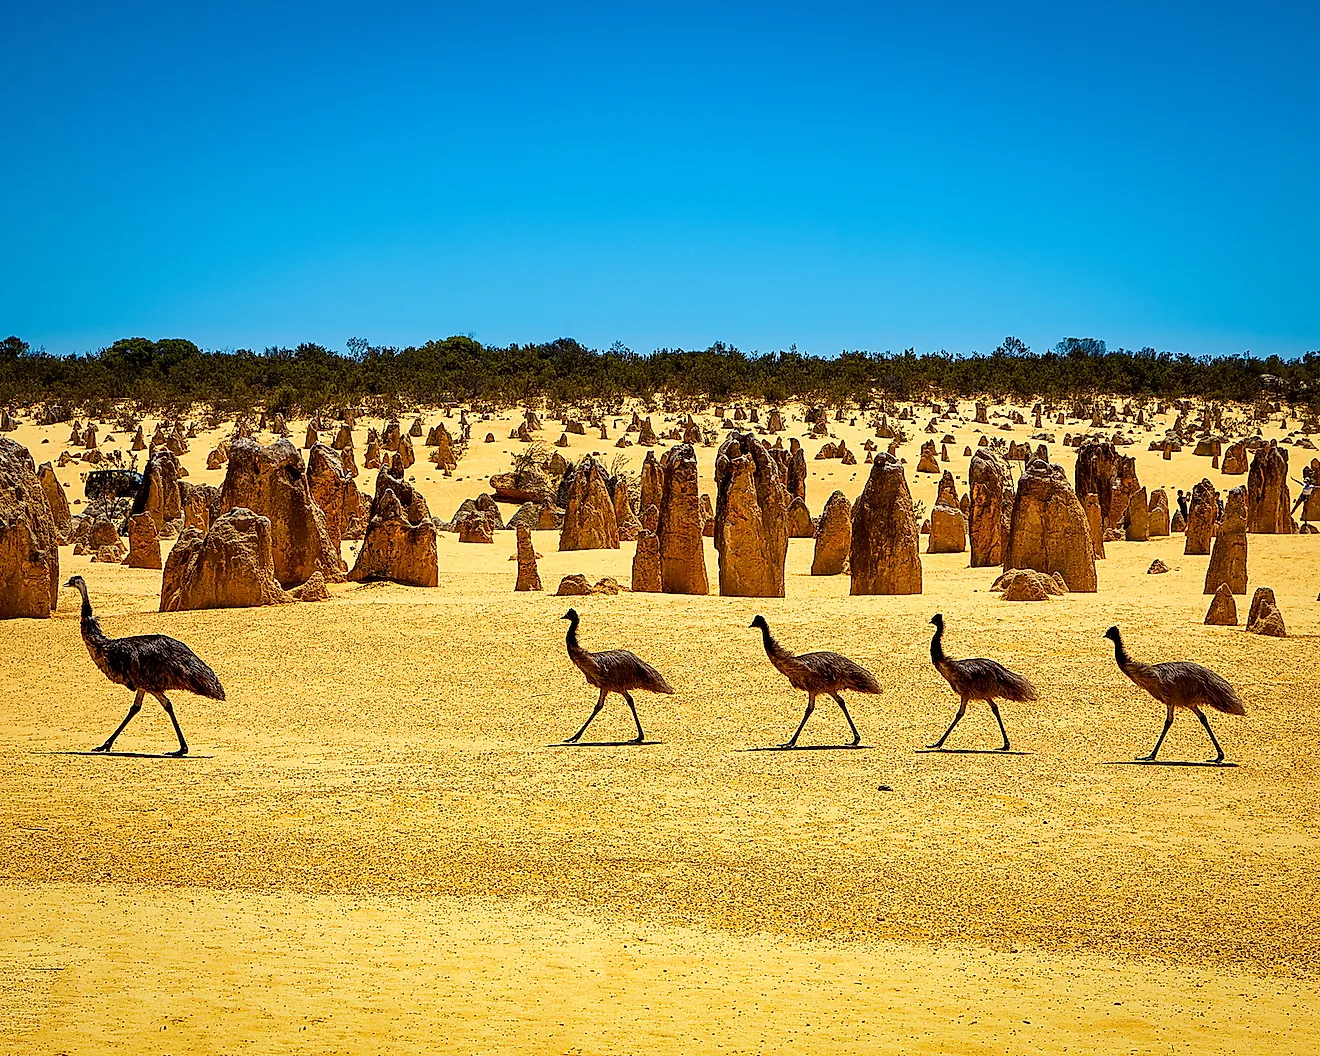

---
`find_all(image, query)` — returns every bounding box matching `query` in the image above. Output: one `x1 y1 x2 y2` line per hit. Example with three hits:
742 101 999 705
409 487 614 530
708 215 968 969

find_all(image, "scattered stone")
292 571 330 602
1204 583 1238 625
1147 559 1169 574
915 440 940 473
1246 587 1286 637
515 524 541 591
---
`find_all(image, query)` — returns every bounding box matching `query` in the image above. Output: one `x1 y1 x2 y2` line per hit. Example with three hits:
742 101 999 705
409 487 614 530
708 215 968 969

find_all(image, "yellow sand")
1 402 1317 1054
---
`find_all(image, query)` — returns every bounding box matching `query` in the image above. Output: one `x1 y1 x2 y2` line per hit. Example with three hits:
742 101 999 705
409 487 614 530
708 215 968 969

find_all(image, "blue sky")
3 1 1317 358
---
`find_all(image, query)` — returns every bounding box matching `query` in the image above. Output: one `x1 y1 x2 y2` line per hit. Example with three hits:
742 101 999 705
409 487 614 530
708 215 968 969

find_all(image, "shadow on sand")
546 740 663 748
741 744 872 752
915 747 1032 756
1103 759 1238 768
41 750 213 760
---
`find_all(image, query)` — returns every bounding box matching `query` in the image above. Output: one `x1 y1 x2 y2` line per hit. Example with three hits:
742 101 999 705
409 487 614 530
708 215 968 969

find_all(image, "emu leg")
928 698 967 749
566 688 607 743
1140 704 1175 761
623 692 645 744
831 693 861 746
1191 705 1226 764
989 700 1011 752
782 693 816 748
94 690 143 752
156 693 188 757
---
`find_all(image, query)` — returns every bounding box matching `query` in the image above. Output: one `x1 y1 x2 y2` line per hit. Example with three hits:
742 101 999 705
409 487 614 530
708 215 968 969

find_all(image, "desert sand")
2 400 1318 1054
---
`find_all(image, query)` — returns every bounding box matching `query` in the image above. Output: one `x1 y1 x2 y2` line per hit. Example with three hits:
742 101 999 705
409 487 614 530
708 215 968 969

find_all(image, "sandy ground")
2 400 1318 1054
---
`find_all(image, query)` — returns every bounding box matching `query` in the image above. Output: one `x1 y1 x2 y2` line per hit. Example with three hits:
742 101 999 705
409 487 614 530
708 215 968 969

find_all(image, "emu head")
749 614 768 630
561 608 579 622
65 575 86 590
1103 625 1121 643
930 613 944 629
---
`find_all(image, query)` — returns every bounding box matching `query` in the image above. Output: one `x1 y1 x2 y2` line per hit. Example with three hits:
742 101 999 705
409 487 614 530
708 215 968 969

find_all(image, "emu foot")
91 743 112 753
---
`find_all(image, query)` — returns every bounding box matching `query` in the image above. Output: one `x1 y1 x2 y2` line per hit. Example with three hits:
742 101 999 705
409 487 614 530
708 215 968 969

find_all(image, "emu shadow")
1104 759 1238 768
44 750 214 760
742 743 873 752
915 747 1032 756
546 740 663 748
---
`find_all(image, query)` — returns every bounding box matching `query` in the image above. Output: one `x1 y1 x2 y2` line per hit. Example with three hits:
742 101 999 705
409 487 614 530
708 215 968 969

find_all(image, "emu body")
750 615 879 747
67 576 224 756
1104 626 1244 763
927 613 1037 751
561 608 673 743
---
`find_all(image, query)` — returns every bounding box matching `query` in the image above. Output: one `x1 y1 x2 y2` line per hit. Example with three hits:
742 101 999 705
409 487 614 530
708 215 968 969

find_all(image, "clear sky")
4 1 1317 358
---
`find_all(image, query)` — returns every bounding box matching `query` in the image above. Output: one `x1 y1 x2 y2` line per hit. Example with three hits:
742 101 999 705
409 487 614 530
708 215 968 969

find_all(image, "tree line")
1 334 1316 418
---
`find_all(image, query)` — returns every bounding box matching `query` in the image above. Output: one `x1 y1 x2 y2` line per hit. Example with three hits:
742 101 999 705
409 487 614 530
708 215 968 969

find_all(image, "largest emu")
67 575 225 756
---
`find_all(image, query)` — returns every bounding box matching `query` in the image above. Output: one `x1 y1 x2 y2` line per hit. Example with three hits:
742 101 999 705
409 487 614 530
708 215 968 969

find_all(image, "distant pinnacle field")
2 398 1317 1055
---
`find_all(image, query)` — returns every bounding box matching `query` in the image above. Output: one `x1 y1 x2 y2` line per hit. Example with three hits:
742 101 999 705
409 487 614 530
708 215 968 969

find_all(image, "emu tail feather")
1203 670 1245 715
998 668 1039 703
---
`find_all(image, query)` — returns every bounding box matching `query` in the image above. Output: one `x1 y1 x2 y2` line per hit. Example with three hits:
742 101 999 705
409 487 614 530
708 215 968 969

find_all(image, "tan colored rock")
1204 486 1247 595
1003 459 1097 592
292 570 330 601
124 512 162 569
612 474 641 542
638 417 659 446
306 443 360 553
927 501 967 554
1083 494 1106 559
160 508 292 611
1148 489 1170 536
304 423 318 449
1247 440 1292 534
850 451 922 595
1001 572 1050 601
132 426 147 451
1124 486 1150 541
37 462 71 544
1246 587 1286 637
968 447 1012 567
916 440 940 473
140 449 183 530
220 438 345 587
714 433 788 597
1204 583 1238 625
515 525 541 591
1147 559 1169 574
810 490 851 576
786 496 814 538
1221 439 1249 474
657 443 708 595
631 504 662 592
559 456 620 551
556 573 593 596
348 488 438 587
1184 479 1218 555
0 439 60 618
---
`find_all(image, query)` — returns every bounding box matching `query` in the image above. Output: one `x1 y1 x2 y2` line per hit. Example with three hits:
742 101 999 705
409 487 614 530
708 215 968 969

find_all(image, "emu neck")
759 624 790 662
565 618 583 656
1110 635 1131 670
76 586 106 643
930 624 946 665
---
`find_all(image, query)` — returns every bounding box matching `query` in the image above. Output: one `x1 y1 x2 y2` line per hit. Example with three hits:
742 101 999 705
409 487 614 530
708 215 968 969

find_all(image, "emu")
67 575 225 756
561 608 673 743
1104 625 1245 763
927 613 1037 751
750 615 879 748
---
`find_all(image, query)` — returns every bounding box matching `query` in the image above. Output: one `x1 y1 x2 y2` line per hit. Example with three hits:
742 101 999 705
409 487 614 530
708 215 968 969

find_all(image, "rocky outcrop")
160 508 292 611
786 497 814 538
559 456 620 551
1074 441 1119 528
306 443 361 554
1124 486 1150 541
37 462 71 544
927 500 967 554
713 433 788 597
292 571 330 602
1184 479 1218 555
631 504 662 593
849 452 922 595
514 525 541 591
1221 440 1249 475
657 443 708 595
916 440 940 474
968 447 1012 567
811 490 851 576
1003 459 1097 592
219 438 345 587
0 438 60 618
611 474 641 542
1246 587 1286 637
137 449 183 531
124 512 162 569
1247 440 1292 534
348 487 438 587
1204 486 1247 595
1148 489 1170 537
1204 583 1238 626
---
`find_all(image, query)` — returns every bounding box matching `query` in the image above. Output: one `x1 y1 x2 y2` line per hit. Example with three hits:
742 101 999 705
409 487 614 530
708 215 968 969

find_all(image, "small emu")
67 575 225 756
750 615 879 748
561 608 673 743
927 613 1037 751
1104 625 1245 763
